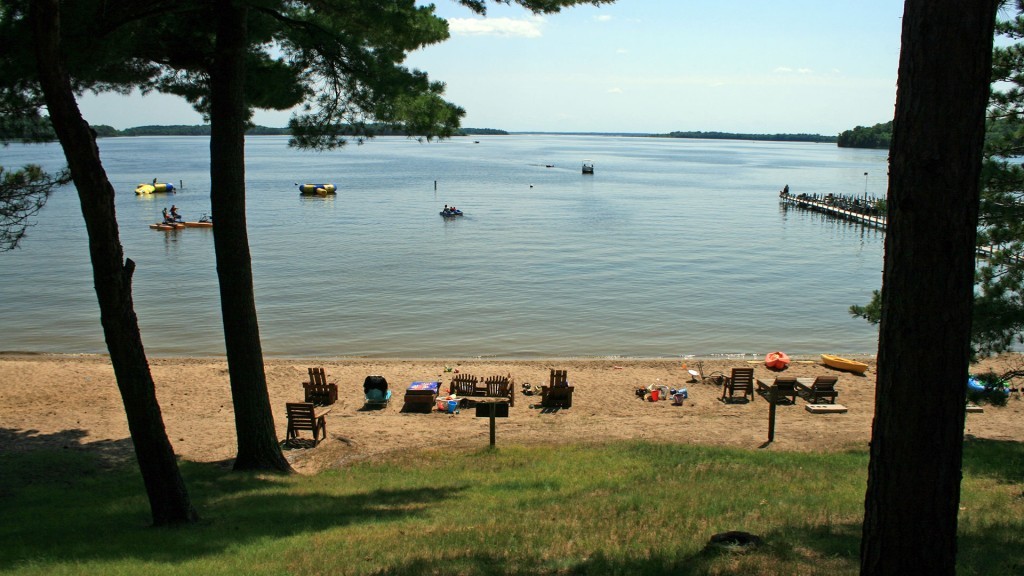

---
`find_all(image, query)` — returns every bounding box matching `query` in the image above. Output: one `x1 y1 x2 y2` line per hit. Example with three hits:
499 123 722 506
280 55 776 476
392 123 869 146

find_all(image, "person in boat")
170 205 182 222
162 207 172 223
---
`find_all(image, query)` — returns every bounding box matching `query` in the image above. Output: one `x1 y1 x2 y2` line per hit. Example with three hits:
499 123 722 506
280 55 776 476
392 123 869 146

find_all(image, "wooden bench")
303 367 337 406
285 402 330 446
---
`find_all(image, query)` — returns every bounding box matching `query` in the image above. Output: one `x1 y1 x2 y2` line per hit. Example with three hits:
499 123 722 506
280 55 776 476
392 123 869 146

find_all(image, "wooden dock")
779 191 886 230
779 191 1008 261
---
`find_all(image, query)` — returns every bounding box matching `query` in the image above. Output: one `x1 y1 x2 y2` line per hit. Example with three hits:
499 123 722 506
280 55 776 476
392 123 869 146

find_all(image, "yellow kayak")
821 354 869 374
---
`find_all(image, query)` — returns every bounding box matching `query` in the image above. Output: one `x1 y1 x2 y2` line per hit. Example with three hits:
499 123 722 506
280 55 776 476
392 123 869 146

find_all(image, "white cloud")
774 66 815 75
616 48 628 54
594 15 612 22
448 16 545 38
607 87 623 93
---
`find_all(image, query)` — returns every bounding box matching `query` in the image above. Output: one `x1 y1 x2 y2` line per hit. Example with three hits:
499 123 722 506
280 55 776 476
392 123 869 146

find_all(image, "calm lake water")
0 134 888 358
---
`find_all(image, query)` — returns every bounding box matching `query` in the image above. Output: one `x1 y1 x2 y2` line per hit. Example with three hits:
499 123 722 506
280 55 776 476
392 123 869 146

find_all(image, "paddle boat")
135 182 176 195
820 354 869 374
298 183 336 196
440 207 463 218
764 351 791 370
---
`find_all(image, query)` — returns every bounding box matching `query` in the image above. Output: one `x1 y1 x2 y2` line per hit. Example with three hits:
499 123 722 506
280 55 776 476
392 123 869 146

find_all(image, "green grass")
1 440 1022 575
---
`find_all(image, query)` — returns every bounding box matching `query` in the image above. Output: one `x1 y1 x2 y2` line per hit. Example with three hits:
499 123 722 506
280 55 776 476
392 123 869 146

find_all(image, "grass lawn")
1 440 1022 575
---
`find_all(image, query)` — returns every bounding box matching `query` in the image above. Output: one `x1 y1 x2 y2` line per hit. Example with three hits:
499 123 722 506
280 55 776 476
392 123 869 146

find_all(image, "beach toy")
649 389 660 402
447 399 459 413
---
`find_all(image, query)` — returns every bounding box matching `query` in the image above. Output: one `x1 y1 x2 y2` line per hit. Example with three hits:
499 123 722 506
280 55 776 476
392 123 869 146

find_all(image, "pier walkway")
779 191 886 230
779 190 1009 261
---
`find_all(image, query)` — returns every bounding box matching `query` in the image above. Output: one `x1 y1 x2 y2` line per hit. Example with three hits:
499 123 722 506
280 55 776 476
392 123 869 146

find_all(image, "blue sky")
76 1 906 135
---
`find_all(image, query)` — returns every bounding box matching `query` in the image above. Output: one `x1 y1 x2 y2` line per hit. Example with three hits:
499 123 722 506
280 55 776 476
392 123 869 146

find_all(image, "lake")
0 134 888 358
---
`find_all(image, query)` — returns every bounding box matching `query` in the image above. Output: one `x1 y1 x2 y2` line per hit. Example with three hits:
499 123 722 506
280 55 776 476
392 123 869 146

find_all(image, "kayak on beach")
820 354 868 374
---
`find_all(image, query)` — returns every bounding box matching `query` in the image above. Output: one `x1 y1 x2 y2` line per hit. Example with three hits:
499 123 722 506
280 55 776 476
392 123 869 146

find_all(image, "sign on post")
475 401 509 447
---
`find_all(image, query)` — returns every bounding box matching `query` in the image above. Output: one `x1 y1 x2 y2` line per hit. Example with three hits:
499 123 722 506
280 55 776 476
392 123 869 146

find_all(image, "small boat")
765 351 790 370
136 182 176 195
440 208 463 218
149 222 184 230
182 221 213 228
582 161 594 174
821 354 869 374
298 183 336 196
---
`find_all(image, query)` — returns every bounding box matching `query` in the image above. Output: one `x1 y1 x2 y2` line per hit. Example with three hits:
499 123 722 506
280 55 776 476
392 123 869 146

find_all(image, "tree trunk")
30 0 198 525
860 1 996 574
209 0 293 472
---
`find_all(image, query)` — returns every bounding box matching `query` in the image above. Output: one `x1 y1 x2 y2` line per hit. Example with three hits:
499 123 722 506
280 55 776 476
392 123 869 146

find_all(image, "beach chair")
541 369 574 408
285 402 329 446
485 375 515 407
720 367 755 403
795 375 839 404
449 373 479 397
363 375 391 408
756 376 798 405
303 367 338 406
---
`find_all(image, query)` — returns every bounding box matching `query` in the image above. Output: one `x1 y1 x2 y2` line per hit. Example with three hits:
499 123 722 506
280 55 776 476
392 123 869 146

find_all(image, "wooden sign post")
475 401 509 447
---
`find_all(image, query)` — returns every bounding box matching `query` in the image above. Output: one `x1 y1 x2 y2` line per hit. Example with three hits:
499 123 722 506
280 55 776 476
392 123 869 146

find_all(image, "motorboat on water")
582 161 594 174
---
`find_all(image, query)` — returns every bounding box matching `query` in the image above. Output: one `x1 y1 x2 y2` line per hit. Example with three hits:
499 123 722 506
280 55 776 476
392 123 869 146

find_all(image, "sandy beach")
2 353 1022 474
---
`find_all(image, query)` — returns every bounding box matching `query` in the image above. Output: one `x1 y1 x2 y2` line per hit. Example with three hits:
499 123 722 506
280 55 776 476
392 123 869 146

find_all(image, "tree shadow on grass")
0 427 465 570
361 522 865 576
961 437 1024 485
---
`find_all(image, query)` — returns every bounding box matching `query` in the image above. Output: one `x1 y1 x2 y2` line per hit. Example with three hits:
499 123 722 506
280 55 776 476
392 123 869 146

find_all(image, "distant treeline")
0 117 506 140
836 121 892 149
657 131 837 143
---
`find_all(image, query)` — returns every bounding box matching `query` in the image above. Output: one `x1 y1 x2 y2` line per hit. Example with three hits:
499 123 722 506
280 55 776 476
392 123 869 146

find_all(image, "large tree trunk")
209 0 292 472
30 0 198 525
860 1 997 574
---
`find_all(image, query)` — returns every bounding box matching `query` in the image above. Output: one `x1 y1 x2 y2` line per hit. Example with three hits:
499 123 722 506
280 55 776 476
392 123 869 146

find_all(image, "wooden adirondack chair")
796 375 839 404
484 375 515 407
541 369 574 408
449 373 479 397
721 367 755 402
285 402 329 446
303 367 337 406
756 376 799 405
